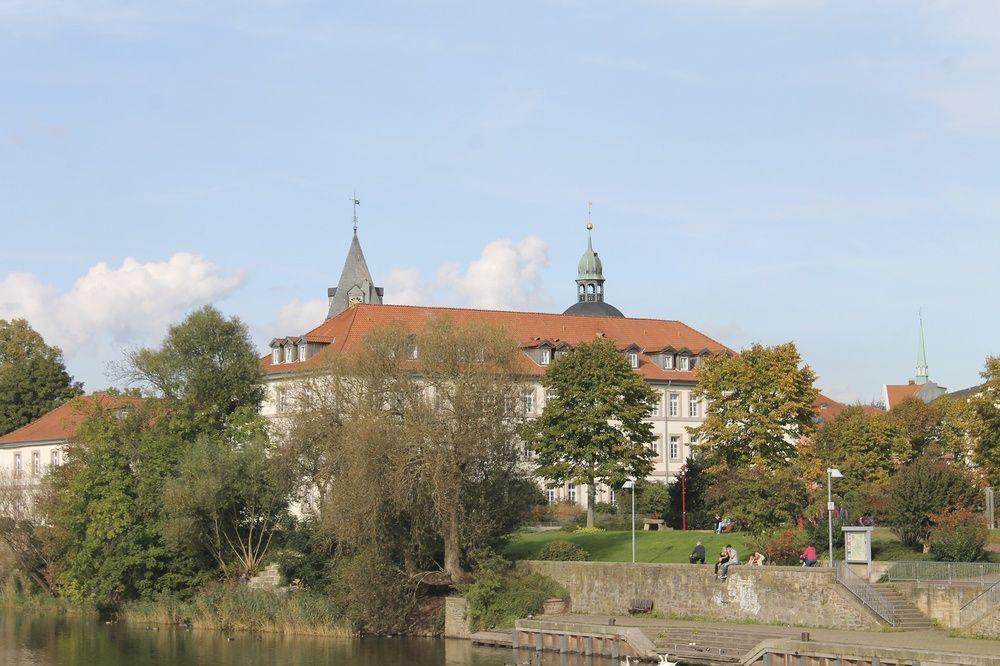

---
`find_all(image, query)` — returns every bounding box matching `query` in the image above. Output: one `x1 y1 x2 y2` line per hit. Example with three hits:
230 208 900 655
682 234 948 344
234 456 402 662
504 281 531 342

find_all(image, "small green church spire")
915 310 929 385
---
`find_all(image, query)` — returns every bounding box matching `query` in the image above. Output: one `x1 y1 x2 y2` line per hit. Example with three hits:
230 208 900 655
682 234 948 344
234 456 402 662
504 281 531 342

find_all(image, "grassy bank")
121 585 352 637
505 528 749 563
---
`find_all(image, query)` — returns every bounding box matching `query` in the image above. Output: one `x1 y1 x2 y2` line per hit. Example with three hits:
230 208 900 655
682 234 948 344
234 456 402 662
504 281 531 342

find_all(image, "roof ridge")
353 302 696 325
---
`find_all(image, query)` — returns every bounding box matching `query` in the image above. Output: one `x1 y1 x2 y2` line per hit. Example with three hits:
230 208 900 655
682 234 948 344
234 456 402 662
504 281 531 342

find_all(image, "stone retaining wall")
444 597 471 639
522 561 879 631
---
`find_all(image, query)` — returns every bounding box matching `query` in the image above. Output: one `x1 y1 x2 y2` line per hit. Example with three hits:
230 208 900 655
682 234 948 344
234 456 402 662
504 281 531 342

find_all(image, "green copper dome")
577 227 604 280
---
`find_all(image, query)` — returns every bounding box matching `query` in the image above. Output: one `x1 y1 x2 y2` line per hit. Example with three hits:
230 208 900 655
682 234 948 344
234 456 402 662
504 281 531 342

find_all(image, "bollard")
585 636 593 656
535 632 543 652
611 638 620 660
560 634 568 654
512 631 519 649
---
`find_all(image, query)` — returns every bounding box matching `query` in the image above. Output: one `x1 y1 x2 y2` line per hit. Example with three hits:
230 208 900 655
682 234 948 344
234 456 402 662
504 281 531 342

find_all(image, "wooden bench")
628 598 654 614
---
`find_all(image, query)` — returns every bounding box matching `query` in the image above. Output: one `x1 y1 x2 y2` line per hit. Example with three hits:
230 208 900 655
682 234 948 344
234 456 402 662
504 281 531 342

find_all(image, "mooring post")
611 638 620 660
560 634 568 653
535 632 543 652
584 636 593 656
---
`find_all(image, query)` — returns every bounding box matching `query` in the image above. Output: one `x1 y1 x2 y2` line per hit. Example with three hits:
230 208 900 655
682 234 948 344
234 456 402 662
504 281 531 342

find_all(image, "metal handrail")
959 579 1000 627
883 561 1000 585
834 561 898 627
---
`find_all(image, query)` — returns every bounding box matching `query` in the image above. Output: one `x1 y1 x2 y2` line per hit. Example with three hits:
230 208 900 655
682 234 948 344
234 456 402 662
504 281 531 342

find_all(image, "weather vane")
351 191 360 233
586 201 593 231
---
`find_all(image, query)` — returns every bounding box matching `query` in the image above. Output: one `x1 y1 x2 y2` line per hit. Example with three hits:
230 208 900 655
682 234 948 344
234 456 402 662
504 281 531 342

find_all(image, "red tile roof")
0 394 143 446
262 303 733 379
884 383 922 410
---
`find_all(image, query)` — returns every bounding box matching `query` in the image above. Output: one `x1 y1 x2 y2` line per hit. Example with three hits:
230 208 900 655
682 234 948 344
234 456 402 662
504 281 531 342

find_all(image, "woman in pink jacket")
800 544 818 567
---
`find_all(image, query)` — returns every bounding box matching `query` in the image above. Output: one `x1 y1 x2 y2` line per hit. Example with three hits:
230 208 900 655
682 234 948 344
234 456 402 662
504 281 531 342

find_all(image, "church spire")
915 310 929 384
326 195 383 319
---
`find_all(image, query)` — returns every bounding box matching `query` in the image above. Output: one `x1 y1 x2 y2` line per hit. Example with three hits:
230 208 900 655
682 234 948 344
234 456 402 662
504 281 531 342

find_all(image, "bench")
628 598 654 614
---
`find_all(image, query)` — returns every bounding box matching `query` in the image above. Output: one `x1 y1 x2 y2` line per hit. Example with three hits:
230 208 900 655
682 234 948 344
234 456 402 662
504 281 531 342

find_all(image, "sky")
2 0 999 404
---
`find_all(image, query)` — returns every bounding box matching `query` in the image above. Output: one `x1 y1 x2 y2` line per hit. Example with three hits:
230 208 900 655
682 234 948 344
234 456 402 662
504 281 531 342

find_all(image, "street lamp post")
623 479 636 563
827 467 843 566
680 464 688 531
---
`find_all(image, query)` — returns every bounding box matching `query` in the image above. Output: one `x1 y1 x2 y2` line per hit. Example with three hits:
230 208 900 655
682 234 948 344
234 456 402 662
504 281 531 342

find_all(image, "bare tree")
0 469 54 595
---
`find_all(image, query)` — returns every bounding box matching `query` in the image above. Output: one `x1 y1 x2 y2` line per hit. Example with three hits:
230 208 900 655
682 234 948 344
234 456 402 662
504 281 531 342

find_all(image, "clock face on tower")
348 294 363 307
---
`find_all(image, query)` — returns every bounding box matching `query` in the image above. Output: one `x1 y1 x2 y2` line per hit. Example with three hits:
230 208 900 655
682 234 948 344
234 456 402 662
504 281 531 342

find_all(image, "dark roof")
946 384 984 401
561 301 625 318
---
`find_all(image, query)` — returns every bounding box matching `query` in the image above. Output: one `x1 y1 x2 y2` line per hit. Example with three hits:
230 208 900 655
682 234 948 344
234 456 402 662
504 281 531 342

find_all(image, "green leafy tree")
692 342 818 472
705 463 809 531
927 507 987 562
886 449 980 548
889 396 943 456
117 306 264 434
971 357 1000 488
523 338 658 528
0 319 82 436
664 454 714 530
163 410 293 578
812 406 912 486
935 395 980 468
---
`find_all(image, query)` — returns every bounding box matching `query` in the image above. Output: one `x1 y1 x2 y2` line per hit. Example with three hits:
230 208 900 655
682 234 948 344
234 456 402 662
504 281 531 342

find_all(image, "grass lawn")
505 528 748 564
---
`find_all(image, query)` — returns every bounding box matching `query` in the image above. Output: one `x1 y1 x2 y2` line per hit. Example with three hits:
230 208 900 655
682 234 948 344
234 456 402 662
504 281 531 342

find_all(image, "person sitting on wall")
719 545 739 580
689 541 706 564
713 546 729 576
747 550 765 567
800 543 818 567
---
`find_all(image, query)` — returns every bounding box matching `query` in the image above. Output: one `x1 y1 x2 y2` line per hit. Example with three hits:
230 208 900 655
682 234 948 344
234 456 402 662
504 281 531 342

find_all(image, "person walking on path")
689 541 706 564
719 545 739 580
800 543 818 567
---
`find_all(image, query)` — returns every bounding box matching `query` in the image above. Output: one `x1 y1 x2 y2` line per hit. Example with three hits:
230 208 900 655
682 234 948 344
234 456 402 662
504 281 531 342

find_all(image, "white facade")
0 439 65 487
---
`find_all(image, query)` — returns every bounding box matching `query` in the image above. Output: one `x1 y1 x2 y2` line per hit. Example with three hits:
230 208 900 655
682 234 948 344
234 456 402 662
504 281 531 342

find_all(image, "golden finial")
586 222 593 231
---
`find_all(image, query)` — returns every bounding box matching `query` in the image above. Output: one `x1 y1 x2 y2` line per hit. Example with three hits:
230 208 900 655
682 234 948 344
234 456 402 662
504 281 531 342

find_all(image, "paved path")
548 613 1000 659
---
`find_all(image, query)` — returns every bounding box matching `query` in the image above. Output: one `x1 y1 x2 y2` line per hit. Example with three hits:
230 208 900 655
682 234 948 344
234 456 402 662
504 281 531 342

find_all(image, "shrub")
593 502 617 515
537 540 589 561
886 450 980 548
705 464 808 531
461 553 567 632
573 526 604 535
746 528 809 566
927 508 988 562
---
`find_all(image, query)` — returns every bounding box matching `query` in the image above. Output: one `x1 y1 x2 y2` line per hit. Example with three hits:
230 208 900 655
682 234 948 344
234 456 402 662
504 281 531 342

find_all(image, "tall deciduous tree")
523 338 657 528
117 305 264 434
811 406 912 486
692 342 818 472
889 396 943 455
0 319 82 436
971 357 1000 488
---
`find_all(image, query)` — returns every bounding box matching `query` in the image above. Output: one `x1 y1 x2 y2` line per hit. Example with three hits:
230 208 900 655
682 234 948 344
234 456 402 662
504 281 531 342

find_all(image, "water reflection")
0 613 616 666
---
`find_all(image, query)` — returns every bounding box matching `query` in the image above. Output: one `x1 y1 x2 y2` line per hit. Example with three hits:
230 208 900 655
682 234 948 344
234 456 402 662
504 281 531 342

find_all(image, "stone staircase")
247 563 282 590
652 626 797 664
871 583 933 629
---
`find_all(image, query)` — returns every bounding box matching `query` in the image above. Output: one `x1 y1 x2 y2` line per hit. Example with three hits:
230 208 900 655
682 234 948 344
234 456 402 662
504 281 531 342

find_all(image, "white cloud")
383 268 431 306
0 253 244 355
272 297 328 337
436 236 551 311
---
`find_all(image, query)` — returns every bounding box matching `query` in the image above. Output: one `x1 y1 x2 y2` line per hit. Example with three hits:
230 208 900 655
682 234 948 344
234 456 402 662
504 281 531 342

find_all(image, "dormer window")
410 345 419 360
272 349 281 364
628 352 639 369
284 346 296 363
299 343 308 361
540 349 551 365
679 355 690 371
663 354 674 370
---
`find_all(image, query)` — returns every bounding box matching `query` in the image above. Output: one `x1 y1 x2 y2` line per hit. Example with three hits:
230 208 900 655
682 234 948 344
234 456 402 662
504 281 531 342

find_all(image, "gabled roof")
883 383 923 410
261 303 732 380
0 394 143 446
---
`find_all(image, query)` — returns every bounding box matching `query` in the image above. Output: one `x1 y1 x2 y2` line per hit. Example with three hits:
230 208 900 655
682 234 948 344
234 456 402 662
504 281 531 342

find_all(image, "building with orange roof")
0 394 141 486
262 219 843 508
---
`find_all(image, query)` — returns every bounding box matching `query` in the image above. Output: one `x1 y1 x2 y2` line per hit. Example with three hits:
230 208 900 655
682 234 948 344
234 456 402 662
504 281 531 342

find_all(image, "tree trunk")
443 510 469 584
587 484 596 528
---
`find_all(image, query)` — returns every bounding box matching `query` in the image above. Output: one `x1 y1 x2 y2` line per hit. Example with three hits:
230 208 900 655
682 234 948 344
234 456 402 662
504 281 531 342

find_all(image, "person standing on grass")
719 544 739 580
689 541 706 564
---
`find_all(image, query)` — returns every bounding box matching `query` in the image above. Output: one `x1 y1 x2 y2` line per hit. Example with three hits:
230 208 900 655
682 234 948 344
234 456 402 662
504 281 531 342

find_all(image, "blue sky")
2 1 998 403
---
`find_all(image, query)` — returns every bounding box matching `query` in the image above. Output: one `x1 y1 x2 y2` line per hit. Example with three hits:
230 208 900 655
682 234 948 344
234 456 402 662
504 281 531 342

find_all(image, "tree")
116 306 264 434
889 396 942 455
0 319 82 436
811 406 912 487
0 469 54 594
705 463 808 531
885 449 980 549
692 342 818 472
971 357 1000 488
523 338 658 528
163 410 293 578
664 454 714 530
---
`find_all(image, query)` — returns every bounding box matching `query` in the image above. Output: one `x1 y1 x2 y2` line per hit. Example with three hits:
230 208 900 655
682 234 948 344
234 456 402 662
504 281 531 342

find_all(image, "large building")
263 220 843 508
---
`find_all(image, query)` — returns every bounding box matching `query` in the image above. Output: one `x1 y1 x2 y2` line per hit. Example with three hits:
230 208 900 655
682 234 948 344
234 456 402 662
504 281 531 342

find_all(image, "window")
567 484 577 503
13 453 21 479
32 451 40 475
688 394 699 418
51 449 60 467
679 356 690 371
540 349 551 365
522 390 535 415
669 435 680 460
276 388 289 414
663 354 674 370
652 390 662 416
272 348 281 364
545 388 556 405
628 352 639 368
409 345 419 360
299 343 308 361
284 346 295 363
546 488 556 504
652 437 662 456
669 393 679 417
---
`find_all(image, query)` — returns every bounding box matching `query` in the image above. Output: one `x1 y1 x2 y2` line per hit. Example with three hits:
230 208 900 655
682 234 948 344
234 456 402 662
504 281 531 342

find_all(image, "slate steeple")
326 200 383 319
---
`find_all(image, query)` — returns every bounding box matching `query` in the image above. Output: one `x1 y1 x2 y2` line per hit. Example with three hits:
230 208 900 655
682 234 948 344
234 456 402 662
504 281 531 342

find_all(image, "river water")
0 613 618 666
